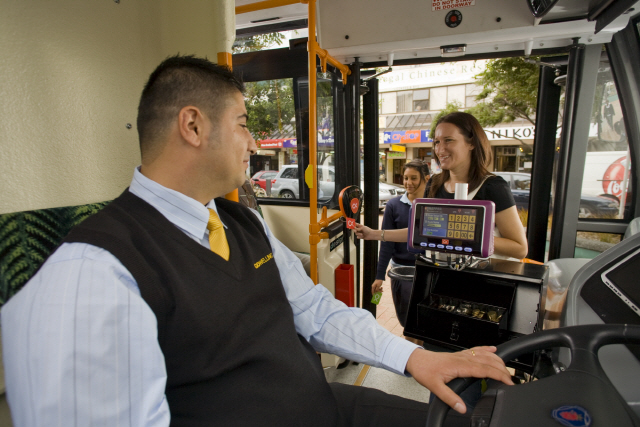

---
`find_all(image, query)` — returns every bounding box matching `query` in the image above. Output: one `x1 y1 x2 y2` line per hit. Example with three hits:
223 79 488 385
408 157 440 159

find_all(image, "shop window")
447 85 466 106
413 100 430 111
397 91 413 113
430 87 447 110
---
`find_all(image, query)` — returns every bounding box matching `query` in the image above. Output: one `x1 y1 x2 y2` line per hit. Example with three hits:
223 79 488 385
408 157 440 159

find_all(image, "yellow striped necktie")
206 209 230 261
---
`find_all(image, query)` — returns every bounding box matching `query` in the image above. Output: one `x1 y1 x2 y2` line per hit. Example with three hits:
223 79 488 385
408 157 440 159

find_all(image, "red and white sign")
350 198 360 214
602 156 628 197
432 0 475 12
346 218 356 230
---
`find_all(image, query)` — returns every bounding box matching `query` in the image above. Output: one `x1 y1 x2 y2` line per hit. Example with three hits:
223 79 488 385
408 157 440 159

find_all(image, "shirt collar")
400 192 412 205
129 167 223 241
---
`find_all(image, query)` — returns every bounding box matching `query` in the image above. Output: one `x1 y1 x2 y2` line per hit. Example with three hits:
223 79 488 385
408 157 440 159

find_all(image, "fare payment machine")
401 198 548 371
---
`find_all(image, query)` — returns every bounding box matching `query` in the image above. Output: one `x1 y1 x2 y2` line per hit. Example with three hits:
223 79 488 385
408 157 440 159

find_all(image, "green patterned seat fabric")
0 202 110 308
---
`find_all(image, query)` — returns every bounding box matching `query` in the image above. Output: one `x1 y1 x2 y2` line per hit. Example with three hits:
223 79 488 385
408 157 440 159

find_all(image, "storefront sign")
379 60 486 91
391 144 406 152
257 150 276 156
383 130 423 143
259 138 297 148
387 151 407 159
484 126 535 141
383 127 539 144
259 140 283 148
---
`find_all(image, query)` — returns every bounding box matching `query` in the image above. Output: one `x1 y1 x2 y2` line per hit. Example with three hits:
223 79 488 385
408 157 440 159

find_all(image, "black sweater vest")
63 191 339 426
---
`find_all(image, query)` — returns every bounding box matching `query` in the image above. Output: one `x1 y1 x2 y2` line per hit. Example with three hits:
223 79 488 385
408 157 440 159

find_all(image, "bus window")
317 75 336 203
574 231 622 259
245 77 296 198
580 52 633 221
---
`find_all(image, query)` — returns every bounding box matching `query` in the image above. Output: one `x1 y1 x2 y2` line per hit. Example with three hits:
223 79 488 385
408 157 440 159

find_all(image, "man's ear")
178 106 205 148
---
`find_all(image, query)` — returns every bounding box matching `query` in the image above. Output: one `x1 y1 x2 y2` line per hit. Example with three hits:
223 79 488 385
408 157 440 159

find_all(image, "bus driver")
2 55 513 427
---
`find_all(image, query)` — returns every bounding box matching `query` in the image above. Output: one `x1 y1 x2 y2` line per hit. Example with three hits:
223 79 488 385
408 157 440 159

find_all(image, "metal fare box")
403 258 549 372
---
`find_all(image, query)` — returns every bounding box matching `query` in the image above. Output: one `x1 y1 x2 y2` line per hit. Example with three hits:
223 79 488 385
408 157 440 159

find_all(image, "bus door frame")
548 43 602 260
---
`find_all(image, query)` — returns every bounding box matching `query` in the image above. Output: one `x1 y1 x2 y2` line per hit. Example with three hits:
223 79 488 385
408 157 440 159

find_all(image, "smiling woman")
356 112 528 261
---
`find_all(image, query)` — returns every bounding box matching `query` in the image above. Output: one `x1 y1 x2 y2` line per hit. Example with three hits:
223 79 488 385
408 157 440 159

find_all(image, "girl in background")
372 160 430 332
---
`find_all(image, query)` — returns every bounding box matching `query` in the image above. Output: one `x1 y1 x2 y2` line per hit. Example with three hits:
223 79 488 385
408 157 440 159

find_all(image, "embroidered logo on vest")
254 253 274 269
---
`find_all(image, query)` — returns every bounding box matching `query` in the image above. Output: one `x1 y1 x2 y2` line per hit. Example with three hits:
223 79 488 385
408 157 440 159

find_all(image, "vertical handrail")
307 0 319 283
236 0 350 284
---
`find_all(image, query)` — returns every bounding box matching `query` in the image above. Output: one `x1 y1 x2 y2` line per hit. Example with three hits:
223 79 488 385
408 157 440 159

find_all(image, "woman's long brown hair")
427 112 492 198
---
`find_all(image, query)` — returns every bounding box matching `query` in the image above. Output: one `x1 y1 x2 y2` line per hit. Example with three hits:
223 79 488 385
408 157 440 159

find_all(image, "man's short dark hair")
137 55 244 161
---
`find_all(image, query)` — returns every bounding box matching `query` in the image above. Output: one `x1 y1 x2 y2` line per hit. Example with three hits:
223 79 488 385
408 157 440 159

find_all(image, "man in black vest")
2 55 512 427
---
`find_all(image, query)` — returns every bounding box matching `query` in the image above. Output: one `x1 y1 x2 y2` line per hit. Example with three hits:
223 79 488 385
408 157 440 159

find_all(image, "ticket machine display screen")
409 198 495 258
422 206 478 241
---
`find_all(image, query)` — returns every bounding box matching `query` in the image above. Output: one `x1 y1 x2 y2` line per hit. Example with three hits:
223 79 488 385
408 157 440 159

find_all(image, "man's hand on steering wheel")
405 346 514 414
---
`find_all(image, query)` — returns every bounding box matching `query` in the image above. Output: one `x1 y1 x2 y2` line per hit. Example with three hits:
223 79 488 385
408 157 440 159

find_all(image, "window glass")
413 99 430 111
580 53 633 220
430 87 447 110
397 91 413 113
317 75 336 203
447 85 466 106
574 232 622 258
414 89 430 100
245 78 295 198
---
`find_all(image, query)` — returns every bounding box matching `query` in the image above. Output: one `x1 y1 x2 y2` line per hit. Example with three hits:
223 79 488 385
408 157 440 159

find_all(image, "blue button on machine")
464 247 473 253
420 242 428 247
428 243 436 248
445 245 453 250
437 244 445 249
455 246 463 251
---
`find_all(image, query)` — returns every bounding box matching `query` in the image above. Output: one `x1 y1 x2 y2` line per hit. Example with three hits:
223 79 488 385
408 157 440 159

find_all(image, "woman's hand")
354 223 375 240
371 279 384 294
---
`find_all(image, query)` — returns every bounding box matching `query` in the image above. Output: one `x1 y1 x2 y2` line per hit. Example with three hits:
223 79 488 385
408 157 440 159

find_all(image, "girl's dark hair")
428 112 492 198
403 159 431 185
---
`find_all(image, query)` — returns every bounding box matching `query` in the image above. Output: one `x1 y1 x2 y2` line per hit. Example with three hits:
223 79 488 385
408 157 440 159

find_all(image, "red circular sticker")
350 198 360 214
602 156 627 197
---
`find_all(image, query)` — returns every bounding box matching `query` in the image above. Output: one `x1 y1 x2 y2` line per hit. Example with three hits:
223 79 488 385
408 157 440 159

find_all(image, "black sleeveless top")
63 190 339 426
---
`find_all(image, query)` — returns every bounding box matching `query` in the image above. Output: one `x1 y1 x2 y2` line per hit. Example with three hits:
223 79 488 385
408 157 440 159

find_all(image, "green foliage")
245 79 295 142
233 33 286 53
466 57 540 127
429 101 463 137
0 201 110 306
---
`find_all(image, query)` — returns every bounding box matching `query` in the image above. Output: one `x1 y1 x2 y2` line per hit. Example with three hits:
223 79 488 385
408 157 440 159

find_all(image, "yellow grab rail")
237 0 351 284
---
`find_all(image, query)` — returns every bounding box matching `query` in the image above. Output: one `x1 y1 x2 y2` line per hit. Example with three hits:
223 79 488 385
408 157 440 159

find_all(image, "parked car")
374 181 407 210
250 170 278 191
270 165 405 209
270 165 335 200
494 172 619 218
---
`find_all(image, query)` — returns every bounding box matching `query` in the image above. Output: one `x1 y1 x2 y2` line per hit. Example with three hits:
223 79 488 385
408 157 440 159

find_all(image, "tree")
244 79 294 142
429 101 464 138
466 57 540 149
233 33 286 53
233 33 295 143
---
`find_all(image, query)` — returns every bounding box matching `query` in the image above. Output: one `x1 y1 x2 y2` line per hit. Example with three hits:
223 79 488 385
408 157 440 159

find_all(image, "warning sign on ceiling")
432 0 475 12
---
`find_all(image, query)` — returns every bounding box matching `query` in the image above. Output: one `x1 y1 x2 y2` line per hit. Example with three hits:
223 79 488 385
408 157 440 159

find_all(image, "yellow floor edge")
353 364 371 387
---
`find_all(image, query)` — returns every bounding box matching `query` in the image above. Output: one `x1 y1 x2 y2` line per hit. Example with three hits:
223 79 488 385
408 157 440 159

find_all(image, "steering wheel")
426 324 640 427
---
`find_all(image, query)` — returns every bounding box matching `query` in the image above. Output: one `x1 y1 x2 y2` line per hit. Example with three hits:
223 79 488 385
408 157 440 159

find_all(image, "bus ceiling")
235 0 639 65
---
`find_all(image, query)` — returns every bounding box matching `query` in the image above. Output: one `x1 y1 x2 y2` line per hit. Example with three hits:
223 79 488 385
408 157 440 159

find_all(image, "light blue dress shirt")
1 168 419 427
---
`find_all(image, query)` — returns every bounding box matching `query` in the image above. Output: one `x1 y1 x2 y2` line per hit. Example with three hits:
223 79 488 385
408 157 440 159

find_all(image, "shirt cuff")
379 335 421 376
